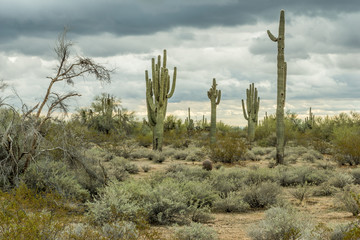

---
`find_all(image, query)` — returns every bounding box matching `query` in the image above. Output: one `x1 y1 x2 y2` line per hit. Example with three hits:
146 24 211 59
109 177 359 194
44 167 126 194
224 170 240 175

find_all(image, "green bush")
276 166 328 187
213 192 250 213
174 222 218 240
23 159 90 201
248 206 311 240
332 125 360 165
86 180 145 224
243 181 281 208
244 167 278 185
312 182 338 196
209 168 246 195
335 185 360 216
351 168 360 185
101 221 139 240
328 172 354 189
209 135 247 163
290 183 312 203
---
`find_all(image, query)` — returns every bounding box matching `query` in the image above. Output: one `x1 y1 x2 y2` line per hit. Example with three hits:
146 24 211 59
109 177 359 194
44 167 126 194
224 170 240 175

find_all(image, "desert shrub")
173 149 189 160
286 154 298 164
251 146 272 156
162 147 177 158
202 159 213 171
328 172 354 189
209 168 246 195
186 152 200 162
212 192 250 213
209 135 247 163
243 151 260 161
86 180 145 224
276 166 328 187
101 221 139 240
316 161 336 170
111 157 139 174
302 152 317 162
290 183 312 203
312 182 338 196
243 181 281 208
129 147 153 159
332 125 360 165
151 151 166 163
135 133 152 148
311 138 333 154
285 146 308 157
248 206 311 240
0 184 79 240
244 167 278 185
145 179 195 224
174 222 218 240
23 158 90 201
265 149 277 160
182 180 218 208
351 168 360 185
165 165 212 183
141 165 151 172
330 223 356 240
335 184 360 216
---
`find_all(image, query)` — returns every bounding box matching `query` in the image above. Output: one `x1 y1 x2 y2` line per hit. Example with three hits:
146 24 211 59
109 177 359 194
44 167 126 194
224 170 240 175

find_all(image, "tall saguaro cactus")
145 49 177 151
268 9 287 164
242 83 260 141
207 78 221 144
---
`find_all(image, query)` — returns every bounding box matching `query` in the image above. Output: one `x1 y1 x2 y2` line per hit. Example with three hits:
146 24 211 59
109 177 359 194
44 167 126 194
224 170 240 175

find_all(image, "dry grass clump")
174 222 219 240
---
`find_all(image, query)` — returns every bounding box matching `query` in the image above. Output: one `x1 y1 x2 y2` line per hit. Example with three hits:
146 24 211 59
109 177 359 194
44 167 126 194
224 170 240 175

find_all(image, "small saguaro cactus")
186 107 194 131
145 49 177 151
207 78 221 144
305 107 315 128
268 9 287 165
242 83 260 142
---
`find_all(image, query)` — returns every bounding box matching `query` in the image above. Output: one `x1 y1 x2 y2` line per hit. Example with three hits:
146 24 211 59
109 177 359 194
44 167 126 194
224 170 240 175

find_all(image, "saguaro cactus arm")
208 78 221 104
241 99 249 120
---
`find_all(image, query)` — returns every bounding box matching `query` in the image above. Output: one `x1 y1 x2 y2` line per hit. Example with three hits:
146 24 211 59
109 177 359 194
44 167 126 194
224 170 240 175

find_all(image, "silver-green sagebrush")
242 83 260 142
207 78 221 144
145 49 177 151
268 9 287 164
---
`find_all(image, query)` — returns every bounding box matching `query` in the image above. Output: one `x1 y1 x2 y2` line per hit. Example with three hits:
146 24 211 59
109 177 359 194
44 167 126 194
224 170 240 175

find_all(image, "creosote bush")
23 158 90 201
209 134 247 163
0 183 81 240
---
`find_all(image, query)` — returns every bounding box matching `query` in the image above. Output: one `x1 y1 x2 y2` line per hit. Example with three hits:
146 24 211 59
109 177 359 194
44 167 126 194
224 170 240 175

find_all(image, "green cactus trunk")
145 49 177 151
242 83 260 142
268 9 287 164
207 78 221 144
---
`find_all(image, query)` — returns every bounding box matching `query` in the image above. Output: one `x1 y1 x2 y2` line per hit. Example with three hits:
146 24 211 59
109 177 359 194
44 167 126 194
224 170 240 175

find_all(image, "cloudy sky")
0 0 359 126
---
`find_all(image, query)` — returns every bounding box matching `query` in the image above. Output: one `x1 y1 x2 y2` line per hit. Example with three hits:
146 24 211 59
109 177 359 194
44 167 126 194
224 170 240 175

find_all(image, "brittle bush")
0 183 83 240
0 183 162 240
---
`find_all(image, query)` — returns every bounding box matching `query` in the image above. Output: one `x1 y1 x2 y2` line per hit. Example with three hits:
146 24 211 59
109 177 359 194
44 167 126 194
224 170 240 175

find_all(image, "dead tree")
1 29 112 186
